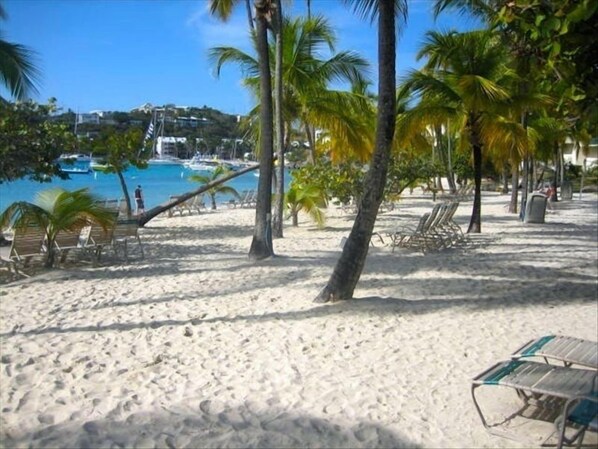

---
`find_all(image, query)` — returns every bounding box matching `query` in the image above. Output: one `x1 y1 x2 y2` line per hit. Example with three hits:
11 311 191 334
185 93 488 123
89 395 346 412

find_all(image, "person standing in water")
134 185 145 215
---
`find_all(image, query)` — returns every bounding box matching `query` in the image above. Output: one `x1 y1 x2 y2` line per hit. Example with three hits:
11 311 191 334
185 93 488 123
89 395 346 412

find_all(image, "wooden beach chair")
112 219 144 261
472 359 597 448
82 212 118 263
53 226 86 264
0 222 47 277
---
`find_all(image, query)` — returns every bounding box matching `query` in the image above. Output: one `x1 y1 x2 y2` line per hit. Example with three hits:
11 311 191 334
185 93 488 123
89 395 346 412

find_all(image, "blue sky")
2 0 480 115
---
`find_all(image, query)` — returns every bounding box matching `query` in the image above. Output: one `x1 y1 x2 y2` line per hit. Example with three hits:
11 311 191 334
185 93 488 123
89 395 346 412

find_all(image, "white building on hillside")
156 136 187 158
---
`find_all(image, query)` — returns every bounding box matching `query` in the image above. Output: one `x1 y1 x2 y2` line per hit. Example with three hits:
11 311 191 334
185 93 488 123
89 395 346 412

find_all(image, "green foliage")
188 165 240 209
0 9 40 100
0 187 115 267
385 155 444 196
285 182 327 228
91 128 146 173
452 150 475 183
0 99 76 183
290 159 365 205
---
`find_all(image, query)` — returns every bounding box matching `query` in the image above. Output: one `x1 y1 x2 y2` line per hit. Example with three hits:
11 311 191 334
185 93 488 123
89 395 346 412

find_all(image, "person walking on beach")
134 185 145 215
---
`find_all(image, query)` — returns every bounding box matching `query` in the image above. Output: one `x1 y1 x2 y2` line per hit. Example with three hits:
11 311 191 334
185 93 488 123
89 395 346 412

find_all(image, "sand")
0 192 596 448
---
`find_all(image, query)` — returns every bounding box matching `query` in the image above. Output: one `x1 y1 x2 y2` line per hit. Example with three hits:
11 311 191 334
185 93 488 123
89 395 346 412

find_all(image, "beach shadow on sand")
2 403 420 448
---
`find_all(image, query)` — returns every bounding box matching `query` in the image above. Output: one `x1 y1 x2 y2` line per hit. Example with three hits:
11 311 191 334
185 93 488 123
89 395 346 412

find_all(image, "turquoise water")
0 165 289 212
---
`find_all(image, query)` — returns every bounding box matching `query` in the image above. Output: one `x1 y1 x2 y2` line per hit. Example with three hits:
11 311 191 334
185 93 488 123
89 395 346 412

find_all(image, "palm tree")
211 15 371 239
188 165 240 210
402 30 533 233
0 188 115 268
208 0 276 260
0 4 40 100
314 0 407 302
285 183 327 227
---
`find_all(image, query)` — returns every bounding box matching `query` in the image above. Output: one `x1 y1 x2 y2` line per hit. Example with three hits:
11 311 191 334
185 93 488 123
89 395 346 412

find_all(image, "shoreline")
1 192 597 448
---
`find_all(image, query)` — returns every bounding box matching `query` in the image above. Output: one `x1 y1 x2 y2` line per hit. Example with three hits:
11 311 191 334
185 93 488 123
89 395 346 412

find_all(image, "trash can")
561 180 573 200
524 193 547 224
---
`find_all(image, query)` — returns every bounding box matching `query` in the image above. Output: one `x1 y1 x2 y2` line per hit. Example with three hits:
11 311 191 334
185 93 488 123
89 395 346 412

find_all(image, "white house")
562 137 598 168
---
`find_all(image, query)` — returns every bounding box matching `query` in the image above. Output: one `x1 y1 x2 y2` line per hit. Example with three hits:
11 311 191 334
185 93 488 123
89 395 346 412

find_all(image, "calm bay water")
0 165 289 212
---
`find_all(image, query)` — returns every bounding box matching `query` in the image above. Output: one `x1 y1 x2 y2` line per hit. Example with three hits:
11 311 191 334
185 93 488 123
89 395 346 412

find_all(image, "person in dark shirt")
134 185 145 215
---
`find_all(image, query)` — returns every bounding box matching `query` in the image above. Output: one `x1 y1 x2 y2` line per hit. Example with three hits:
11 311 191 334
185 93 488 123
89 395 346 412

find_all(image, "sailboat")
144 108 184 166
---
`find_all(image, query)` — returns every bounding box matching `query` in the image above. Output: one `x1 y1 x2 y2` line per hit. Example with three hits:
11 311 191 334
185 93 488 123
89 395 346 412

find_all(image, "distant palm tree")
0 4 40 100
403 30 537 232
285 183 327 227
0 188 115 268
188 165 240 210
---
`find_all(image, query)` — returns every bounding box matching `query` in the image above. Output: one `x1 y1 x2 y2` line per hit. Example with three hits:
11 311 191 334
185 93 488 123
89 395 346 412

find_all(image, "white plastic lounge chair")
512 335 598 370
472 359 597 448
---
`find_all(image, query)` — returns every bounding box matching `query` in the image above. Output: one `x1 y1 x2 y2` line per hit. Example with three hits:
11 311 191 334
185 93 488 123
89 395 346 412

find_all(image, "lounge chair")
82 212 118 263
112 219 144 261
0 222 47 277
53 226 87 264
512 335 598 370
472 357 597 448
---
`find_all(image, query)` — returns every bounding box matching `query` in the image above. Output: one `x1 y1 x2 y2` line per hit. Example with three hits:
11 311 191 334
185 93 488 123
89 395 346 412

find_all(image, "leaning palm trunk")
315 1 396 302
249 3 275 260
272 0 285 239
139 163 259 226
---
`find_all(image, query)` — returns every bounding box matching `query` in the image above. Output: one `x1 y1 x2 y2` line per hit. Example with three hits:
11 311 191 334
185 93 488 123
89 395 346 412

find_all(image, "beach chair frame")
472 359 597 448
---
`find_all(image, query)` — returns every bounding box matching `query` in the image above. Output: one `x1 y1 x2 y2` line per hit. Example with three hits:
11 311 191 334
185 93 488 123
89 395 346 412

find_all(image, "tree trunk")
272 0 285 239
520 155 529 220
501 165 509 194
249 3 275 260
117 170 132 217
509 162 519 213
552 141 559 202
210 194 217 210
304 122 316 164
467 121 482 233
315 1 396 302
292 210 298 226
44 236 56 268
139 163 259 226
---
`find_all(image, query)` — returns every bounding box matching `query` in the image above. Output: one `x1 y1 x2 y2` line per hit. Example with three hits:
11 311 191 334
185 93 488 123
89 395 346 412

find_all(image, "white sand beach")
1 192 597 448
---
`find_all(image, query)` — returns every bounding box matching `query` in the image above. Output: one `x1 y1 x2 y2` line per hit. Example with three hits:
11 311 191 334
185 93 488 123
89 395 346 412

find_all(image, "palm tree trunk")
304 122 316 163
552 141 559 202
509 161 519 213
272 0 285 239
501 165 509 194
139 163 259 226
117 170 132 217
249 2 275 260
315 0 396 302
467 121 482 233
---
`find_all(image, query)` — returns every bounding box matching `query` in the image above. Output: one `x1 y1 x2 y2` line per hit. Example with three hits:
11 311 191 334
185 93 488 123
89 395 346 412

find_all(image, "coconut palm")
285 183 327 228
0 4 40 100
208 0 276 260
401 30 536 233
188 165 240 210
0 188 115 268
211 14 371 240
315 0 407 302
